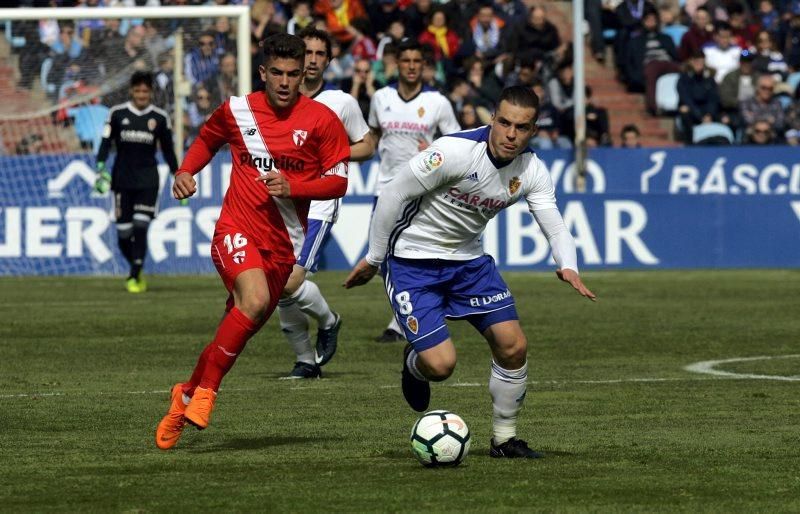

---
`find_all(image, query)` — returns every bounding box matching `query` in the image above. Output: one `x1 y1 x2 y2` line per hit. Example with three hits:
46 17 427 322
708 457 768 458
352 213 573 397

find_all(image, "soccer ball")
410 410 471 467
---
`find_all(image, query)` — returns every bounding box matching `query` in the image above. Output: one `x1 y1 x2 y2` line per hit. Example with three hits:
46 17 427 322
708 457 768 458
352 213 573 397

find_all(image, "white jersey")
308 88 370 222
368 85 460 195
389 126 557 260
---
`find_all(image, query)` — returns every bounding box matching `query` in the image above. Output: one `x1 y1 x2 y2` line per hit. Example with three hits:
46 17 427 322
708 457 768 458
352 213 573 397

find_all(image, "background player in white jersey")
345 86 596 459
368 39 461 343
277 28 376 379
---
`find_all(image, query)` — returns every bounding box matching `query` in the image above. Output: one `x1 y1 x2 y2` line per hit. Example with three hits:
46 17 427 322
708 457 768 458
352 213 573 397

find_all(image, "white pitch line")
684 354 800 381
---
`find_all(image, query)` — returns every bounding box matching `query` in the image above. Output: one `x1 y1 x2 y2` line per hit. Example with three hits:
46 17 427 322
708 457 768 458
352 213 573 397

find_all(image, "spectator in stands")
458 102 483 129
250 33 265 92
376 20 404 60
678 51 721 143
471 4 507 62
153 52 174 112
367 0 404 38
204 52 237 108
404 0 436 39
703 22 741 83
286 0 313 35
494 0 528 27
504 5 564 71
314 0 367 45
465 56 504 107
624 7 680 113
547 60 575 113
341 57 375 120
740 74 786 133
584 0 605 62
15 134 44 156
745 119 778 143
372 42 399 87
613 0 657 75
87 18 122 63
322 37 354 87
728 3 757 49
561 86 612 146
784 8 800 70
251 0 285 41
419 7 461 70
531 108 572 149
213 17 237 58
185 86 214 146
785 90 800 145
422 58 447 93
752 29 789 80
185 31 219 87
679 6 714 61
504 53 543 88
348 18 377 61
757 0 781 34
620 124 642 148
719 48 756 129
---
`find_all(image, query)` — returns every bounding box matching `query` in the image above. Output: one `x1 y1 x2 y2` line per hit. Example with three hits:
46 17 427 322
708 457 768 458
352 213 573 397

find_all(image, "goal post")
0 6 251 276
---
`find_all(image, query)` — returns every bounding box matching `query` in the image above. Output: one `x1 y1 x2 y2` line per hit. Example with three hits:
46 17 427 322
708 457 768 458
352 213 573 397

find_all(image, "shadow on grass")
381 448 576 460
188 435 343 453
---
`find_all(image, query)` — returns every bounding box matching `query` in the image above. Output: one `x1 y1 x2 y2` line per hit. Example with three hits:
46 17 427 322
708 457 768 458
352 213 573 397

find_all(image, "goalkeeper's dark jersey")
96 102 179 190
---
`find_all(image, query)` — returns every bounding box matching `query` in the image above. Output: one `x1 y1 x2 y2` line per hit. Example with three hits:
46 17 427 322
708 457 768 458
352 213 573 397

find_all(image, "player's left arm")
526 162 596 301
257 111 350 200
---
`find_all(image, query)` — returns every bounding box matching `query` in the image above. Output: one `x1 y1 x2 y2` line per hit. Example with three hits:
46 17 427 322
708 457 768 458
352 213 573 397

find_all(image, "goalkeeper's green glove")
94 162 111 194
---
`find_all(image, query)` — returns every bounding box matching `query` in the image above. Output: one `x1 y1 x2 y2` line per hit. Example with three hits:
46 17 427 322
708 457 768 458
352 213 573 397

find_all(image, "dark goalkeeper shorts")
114 188 159 224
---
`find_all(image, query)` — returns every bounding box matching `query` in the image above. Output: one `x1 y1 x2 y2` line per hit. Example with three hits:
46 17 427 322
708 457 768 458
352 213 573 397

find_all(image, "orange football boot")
155 383 189 450
184 386 216 430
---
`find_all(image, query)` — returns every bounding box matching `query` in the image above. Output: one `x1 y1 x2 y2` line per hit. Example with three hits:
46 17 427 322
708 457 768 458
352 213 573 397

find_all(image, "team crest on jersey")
292 129 308 147
417 106 425 118
509 177 521 195
423 150 444 172
406 315 419 335
147 118 157 131
122 118 130 125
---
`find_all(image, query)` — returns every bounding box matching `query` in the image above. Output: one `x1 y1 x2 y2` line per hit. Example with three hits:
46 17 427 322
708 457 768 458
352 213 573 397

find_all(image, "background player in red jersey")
155 33 350 450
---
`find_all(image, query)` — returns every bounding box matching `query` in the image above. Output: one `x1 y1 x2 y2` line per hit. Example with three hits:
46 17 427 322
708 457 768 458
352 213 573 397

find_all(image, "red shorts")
210 226 294 317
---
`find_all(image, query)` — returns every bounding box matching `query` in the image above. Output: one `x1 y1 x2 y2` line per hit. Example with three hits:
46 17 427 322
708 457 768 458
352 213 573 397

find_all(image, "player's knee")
116 222 133 239
422 356 456 381
500 336 528 368
239 291 271 321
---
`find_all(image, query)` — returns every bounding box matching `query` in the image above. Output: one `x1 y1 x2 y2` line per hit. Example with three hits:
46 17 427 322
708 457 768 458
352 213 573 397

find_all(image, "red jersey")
179 92 350 265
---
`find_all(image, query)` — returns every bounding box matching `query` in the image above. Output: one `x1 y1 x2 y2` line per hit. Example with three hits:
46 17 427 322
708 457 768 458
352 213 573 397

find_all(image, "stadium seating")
655 73 680 114
692 122 734 145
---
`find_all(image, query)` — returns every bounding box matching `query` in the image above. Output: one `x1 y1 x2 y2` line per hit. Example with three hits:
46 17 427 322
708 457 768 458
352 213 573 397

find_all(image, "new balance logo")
242 128 257 136
466 172 479 182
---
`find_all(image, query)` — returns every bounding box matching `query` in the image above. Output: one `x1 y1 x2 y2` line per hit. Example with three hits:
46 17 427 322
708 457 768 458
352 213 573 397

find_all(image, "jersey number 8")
395 291 413 315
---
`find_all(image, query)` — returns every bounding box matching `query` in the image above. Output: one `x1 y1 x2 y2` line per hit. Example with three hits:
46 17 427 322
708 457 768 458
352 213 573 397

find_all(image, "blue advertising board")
1 147 798 275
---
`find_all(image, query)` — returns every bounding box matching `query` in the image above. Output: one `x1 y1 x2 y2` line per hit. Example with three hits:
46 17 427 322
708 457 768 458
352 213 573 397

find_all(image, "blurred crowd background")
3 0 800 154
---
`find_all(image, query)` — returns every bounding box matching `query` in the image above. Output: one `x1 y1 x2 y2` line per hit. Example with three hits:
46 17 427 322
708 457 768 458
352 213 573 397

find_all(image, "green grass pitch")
1 270 799 512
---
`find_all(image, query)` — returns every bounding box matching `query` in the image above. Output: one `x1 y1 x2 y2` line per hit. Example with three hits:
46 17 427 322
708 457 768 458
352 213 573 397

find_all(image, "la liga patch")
423 150 444 172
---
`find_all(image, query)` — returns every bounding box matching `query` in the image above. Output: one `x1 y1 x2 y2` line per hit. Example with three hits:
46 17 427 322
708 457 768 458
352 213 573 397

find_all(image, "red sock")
183 343 215 397
198 307 258 392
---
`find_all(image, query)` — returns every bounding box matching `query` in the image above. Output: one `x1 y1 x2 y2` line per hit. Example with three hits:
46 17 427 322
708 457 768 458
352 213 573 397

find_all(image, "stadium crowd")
6 0 800 148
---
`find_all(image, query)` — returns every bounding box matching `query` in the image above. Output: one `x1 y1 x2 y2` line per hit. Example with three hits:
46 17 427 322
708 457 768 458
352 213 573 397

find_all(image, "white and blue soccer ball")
410 410 471 467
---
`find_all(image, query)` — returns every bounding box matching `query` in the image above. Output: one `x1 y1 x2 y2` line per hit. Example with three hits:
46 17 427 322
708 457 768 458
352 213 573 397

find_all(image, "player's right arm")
172 102 231 200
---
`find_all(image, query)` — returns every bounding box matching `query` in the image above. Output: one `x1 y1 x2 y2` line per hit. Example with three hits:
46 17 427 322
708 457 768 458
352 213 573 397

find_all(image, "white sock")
387 316 403 335
278 297 314 364
293 280 336 329
489 360 528 445
405 348 428 382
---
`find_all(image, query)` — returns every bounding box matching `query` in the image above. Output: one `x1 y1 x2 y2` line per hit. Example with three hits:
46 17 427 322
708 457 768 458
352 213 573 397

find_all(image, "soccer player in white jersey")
345 86 596 458
368 38 461 343
276 28 376 379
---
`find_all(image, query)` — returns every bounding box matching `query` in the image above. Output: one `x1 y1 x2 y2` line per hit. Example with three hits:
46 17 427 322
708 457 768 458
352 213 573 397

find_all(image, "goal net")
0 6 250 276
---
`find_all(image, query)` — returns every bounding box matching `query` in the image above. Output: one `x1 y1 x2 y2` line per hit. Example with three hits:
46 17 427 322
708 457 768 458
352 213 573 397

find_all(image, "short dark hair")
497 85 540 117
130 70 153 89
262 33 306 64
394 38 424 58
621 124 640 136
297 26 332 60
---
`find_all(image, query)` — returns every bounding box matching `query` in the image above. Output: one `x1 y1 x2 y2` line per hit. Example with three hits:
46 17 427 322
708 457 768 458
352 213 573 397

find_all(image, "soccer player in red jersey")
155 33 350 450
